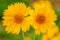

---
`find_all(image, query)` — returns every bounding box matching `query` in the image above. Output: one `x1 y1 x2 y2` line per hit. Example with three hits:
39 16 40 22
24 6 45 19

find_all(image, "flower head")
47 26 59 37
42 26 60 40
29 3 57 35
32 1 52 9
3 2 31 34
52 33 60 40
42 33 60 40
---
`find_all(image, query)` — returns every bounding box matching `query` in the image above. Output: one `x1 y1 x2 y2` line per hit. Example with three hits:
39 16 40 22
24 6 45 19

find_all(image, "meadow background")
0 0 60 40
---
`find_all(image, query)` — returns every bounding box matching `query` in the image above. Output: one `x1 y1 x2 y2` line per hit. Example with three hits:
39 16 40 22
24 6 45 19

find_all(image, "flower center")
54 32 58 36
47 38 51 40
35 15 45 24
14 15 24 24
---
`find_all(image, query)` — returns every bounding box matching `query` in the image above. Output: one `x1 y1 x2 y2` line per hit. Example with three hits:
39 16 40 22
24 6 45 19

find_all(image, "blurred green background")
0 0 60 40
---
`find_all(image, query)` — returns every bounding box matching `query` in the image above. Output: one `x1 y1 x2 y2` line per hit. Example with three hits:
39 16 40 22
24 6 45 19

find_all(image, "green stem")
22 31 25 40
33 33 35 40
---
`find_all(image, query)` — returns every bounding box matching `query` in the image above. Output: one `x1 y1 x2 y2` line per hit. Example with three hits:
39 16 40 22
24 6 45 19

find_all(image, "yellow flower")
42 33 60 40
24 37 32 40
3 2 31 34
42 26 60 40
29 0 50 4
29 3 57 35
32 1 52 9
53 33 60 40
47 26 59 37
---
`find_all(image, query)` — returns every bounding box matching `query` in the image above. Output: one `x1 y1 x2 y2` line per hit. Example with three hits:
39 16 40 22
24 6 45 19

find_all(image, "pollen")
14 14 24 23
47 38 51 40
35 14 45 24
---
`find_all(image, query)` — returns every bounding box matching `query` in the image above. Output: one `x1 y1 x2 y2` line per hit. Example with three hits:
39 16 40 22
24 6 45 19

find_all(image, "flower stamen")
35 14 45 24
14 15 24 23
